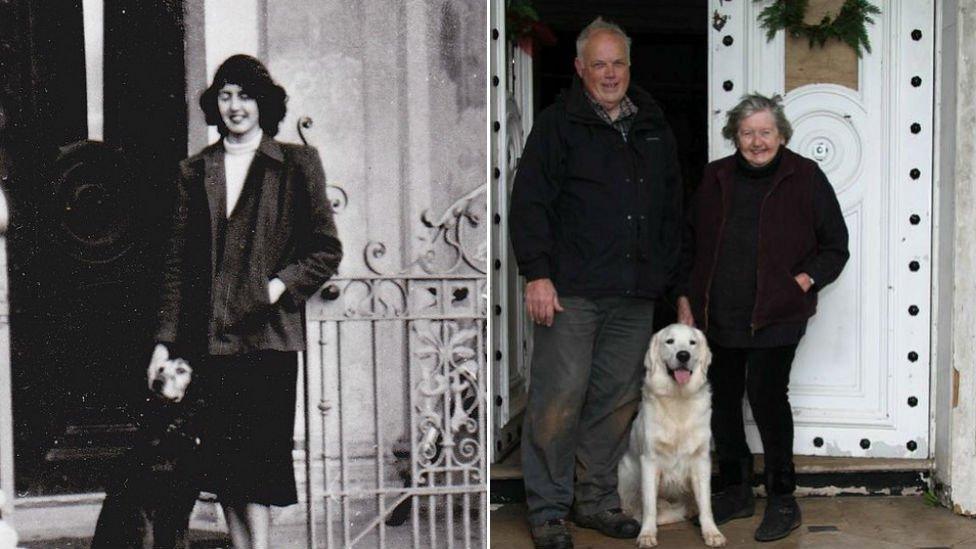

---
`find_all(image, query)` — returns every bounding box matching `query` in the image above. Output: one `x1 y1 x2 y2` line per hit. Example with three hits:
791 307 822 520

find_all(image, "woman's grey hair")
722 93 793 145
576 17 631 62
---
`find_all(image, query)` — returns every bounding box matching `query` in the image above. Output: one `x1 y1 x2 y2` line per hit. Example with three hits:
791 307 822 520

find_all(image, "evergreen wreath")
506 0 556 56
756 0 881 58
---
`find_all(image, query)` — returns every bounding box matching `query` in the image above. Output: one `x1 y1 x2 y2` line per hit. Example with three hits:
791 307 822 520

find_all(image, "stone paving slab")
491 497 976 549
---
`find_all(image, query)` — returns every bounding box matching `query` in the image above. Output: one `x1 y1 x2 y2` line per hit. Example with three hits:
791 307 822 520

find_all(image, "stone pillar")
183 0 263 153
0 187 13 524
0 491 17 548
934 0 958 505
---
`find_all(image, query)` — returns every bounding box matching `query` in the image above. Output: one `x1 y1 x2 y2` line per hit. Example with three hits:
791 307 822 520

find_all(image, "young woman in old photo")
152 54 343 549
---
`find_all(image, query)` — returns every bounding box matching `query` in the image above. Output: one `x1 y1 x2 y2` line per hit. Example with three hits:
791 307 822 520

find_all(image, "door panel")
1 0 187 495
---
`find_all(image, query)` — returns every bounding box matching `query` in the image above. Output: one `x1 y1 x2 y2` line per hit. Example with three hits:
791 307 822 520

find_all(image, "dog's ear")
694 326 712 372
647 329 663 375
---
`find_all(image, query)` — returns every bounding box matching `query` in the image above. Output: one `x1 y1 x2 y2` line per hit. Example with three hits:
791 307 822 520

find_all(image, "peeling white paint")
900 486 925 497
774 485 927 498
795 486 869 497
863 438 926 459
824 441 854 458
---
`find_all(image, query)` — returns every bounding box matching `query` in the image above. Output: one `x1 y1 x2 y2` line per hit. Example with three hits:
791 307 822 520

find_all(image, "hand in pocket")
268 278 287 303
793 273 813 293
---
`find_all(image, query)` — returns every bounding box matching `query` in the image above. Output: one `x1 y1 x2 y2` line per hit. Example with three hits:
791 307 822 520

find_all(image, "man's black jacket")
509 77 683 299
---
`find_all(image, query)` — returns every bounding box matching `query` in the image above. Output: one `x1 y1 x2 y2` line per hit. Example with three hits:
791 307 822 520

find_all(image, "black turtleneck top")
708 148 807 348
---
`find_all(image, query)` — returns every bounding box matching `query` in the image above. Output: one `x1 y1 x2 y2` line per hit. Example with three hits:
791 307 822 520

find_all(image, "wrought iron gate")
303 182 487 548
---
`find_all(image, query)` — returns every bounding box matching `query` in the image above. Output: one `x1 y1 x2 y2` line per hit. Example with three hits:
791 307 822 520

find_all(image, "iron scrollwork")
365 183 487 276
297 115 348 214
413 319 482 471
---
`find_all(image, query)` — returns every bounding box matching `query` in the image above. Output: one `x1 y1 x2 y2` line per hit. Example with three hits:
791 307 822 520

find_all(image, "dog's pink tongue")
674 369 692 385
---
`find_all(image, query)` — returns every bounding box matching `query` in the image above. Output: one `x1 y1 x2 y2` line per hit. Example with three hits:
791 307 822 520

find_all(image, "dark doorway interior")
1 0 186 496
530 1 708 327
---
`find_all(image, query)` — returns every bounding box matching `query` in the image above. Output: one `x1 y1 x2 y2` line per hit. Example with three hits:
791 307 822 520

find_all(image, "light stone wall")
266 0 485 277
948 0 976 516
933 0 958 506
262 0 487 496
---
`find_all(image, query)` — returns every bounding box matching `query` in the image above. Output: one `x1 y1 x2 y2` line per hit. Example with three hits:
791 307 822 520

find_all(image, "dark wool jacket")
680 147 849 333
156 137 342 356
509 77 683 299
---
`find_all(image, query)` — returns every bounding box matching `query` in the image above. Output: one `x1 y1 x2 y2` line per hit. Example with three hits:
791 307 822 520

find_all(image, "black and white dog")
91 350 204 549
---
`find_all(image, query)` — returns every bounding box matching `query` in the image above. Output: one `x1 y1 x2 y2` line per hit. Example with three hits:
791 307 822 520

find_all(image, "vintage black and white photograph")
0 0 486 547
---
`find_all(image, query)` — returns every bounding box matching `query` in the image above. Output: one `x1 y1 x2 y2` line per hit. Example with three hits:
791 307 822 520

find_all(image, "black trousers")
708 342 798 495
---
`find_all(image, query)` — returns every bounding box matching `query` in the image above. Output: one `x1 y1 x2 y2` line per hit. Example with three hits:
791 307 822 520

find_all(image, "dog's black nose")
152 378 164 393
676 350 691 363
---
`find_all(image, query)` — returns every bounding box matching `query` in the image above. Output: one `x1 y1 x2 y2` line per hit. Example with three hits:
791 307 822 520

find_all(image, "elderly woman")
676 93 848 542
152 55 342 548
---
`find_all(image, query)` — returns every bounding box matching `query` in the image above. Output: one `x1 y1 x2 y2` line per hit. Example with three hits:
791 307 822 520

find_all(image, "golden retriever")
617 323 725 547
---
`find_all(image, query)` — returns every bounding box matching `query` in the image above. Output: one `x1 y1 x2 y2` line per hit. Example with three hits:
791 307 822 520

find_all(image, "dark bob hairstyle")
200 54 287 137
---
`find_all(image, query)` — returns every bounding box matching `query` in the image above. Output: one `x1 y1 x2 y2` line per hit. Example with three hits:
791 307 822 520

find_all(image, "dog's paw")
637 529 658 548
702 528 726 547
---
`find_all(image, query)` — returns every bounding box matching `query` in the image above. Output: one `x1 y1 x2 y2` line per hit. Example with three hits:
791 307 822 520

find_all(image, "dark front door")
0 0 186 496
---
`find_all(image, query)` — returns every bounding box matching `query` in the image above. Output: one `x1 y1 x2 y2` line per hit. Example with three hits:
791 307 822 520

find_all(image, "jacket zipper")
703 185 729 333
628 131 641 268
750 178 783 335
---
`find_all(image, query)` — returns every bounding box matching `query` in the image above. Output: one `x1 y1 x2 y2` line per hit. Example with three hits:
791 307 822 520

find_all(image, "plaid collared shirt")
586 92 638 141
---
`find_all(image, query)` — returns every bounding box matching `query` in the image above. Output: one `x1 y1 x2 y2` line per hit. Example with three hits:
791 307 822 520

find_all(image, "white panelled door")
708 0 933 458
490 0 533 463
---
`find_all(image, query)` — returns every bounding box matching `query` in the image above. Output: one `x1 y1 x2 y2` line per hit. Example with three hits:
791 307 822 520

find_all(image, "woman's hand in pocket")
268 278 287 303
794 273 813 293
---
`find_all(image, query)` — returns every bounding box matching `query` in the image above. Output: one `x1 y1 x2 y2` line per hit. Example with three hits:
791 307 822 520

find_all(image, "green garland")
755 0 881 58
506 0 557 56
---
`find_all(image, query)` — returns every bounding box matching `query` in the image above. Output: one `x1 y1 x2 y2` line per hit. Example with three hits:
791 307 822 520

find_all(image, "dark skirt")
198 350 299 506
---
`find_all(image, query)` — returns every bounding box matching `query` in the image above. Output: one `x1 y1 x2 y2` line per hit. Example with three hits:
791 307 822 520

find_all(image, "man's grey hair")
722 93 794 145
576 17 631 62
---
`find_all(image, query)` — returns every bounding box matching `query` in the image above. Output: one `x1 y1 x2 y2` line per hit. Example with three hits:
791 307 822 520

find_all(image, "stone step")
491 451 934 503
492 453 933 480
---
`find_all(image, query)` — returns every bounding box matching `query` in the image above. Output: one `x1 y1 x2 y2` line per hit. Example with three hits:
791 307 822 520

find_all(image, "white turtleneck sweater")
223 132 262 217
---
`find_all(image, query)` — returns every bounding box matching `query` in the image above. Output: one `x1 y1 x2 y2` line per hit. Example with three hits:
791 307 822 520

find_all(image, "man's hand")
794 273 813 293
676 296 695 327
147 343 169 390
525 278 564 327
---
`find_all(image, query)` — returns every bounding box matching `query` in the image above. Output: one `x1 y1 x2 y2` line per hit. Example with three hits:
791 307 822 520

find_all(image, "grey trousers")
521 296 655 525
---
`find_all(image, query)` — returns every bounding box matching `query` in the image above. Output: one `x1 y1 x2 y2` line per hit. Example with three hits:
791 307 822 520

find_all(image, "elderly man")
509 17 684 549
